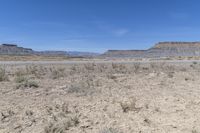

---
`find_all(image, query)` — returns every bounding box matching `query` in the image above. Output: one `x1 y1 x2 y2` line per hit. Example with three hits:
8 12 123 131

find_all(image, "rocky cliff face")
102 42 200 58
0 44 99 57
0 44 34 55
147 42 200 57
0 44 69 56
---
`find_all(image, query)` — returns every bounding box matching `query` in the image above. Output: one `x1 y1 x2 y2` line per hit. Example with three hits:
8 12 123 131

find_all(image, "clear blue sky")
0 0 200 53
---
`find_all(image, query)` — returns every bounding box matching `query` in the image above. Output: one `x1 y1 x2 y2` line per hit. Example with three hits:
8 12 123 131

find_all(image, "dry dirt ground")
1 61 200 133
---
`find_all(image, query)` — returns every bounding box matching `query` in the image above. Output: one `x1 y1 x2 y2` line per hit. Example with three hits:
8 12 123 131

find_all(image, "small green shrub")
15 75 27 83
193 61 198 65
16 79 39 89
0 68 8 82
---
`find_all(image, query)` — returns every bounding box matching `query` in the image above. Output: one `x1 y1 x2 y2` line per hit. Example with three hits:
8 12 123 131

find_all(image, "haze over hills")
2 42 200 58
67 51 100 57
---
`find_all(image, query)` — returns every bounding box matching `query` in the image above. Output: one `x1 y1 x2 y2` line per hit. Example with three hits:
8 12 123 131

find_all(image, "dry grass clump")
111 63 128 74
99 127 123 133
67 75 97 96
44 122 66 133
192 130 198 133
15 75 27 83
68 83 85 94
24 65 67 79
15 70 27 83
1 109 15 123
190 61 200 71
106 73 117 80
50 67 66 79
44 103 80 133
44 116 79 133
84 63 96 71
25 65 47 79
120 98 142 113
133 62 140 73
0 67 8 82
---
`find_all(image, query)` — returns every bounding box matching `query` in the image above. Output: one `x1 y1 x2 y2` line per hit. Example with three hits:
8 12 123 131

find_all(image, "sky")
0 0 200 53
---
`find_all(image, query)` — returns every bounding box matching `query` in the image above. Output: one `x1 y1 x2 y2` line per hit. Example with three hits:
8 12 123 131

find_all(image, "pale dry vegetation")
0 67 8 82
0 61 200 133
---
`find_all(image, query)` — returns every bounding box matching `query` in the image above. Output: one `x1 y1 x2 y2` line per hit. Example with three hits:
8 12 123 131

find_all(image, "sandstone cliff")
147 42 200 57
102 42 200 58
0 44 68 56
0 44 34 55
0 44 98 57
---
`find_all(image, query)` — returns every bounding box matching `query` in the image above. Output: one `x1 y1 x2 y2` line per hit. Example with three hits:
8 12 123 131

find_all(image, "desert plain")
0 60 200 133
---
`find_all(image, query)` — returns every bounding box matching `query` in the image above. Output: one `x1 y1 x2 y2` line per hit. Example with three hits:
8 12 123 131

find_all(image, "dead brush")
68 80 94 95
150 62 166 72
70 65 79 74
164 65 175 73
164 65 175 78
150 62 157 72
133 62 140 73
25 65 46 79
15 70 27 83
44 116 79 133
99 127 123 133
107 73 117 80
111 63 119 70
44 121 69 133
98 64 108 73
190 61 200 70
120 98 142 113
83 63 96 71
44 103 80 133
159 62 166 70
67 74 98 96
0 67 8 82
1 109 15 122
51 67 66 79
192 130 198 133
111 63 127 74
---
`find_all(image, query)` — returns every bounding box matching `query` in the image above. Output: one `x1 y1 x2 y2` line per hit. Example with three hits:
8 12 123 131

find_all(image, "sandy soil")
0 61 200 133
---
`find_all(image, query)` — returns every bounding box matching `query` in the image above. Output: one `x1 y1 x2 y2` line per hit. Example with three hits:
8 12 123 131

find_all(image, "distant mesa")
102 42 200 58
2 44 18 47
0 44 34 55
147 42 200 57
1 42 200 58
0 44 98 57
0 44 67 56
